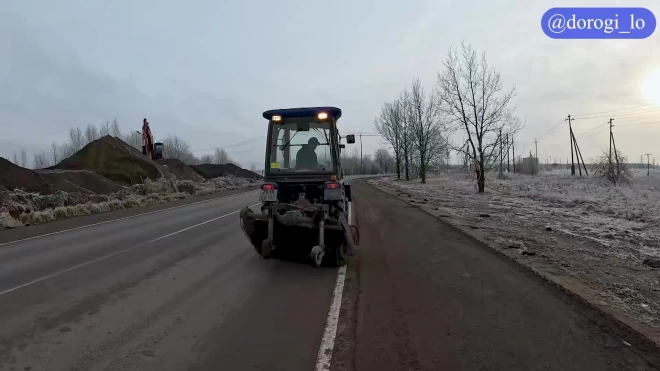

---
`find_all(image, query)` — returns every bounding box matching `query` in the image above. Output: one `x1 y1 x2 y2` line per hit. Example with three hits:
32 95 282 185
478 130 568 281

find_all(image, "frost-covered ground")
0 176 258 228
370 169 660 331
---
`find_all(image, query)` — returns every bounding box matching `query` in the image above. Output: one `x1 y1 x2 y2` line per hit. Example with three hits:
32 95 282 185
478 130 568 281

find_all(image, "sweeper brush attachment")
239 203 359 267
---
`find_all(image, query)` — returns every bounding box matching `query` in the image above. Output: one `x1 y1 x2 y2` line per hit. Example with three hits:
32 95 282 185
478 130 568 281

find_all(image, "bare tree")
591 149 632 184
33 151 50 169
123 131 143 150
249 162 258 173
84 124 99 143
399 91 416 180
19 149 28 167
213 147 232 164
99 121 111 136
110 118 121 137
426 130 449 174
51 141 61 165
179 152 200 165
199 154 214 164
408 78 445 183
162 134 192 160
374 148 392 174
68 127 85 152
11 152 19 165
374 100 404 179
436 42 519 192
341 148 361 175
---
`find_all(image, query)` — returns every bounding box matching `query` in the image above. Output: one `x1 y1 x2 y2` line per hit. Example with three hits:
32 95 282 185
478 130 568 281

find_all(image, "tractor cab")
263 107 355 183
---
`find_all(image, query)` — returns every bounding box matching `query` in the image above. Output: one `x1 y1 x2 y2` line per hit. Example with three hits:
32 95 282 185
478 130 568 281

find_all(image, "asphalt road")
331 182 660 371
0 189 339 371
4 179 660 371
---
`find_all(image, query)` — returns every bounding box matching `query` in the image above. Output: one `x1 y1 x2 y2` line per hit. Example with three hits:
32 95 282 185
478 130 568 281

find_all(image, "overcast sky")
1 0 659 168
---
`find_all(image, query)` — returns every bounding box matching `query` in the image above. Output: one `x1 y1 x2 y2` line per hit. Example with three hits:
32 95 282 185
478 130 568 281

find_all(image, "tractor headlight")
272 115 282 122
317 112 328 120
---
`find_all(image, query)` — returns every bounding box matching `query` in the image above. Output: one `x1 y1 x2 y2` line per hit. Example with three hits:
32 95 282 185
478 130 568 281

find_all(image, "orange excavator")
140 118 164 160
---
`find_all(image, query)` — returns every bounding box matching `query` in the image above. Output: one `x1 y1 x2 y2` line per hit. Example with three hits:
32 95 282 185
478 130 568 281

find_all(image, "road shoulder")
333 180 660 371
370 179 660 349
0 185 259 244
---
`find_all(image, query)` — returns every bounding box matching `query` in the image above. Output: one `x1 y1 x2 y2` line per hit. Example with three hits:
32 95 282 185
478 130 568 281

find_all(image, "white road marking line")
0 203 260 297
314 202 352 371
0 190 259 247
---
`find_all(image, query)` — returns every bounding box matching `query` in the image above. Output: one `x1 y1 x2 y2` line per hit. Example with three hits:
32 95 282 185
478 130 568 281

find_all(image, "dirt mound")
155 159 204 181
191 163 262 180
51 135 170 185
38 169 124 194
0 157 126 195
0 157 55 194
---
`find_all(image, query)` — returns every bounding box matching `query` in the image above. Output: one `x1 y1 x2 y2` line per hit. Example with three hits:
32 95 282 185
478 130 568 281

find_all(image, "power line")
190 136 264 153
582 123 608 137
575 109 660 121
537 120 566 141
572 103 657 117
617 121 660 127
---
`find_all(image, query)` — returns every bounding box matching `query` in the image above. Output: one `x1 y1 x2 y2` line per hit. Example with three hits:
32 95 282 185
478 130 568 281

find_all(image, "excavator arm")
141 118 163 160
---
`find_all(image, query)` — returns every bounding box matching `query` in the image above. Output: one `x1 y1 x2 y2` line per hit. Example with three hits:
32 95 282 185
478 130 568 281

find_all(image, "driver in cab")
295 137 319 169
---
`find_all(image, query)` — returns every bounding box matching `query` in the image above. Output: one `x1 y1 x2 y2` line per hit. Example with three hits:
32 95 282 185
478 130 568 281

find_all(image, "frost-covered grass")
371 170 660 330
0 176 258 228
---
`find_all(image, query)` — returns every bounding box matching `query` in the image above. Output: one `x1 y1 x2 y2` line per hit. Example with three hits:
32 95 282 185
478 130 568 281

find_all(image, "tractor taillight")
325 182 340 189
324 181 342 200
262 183 277 191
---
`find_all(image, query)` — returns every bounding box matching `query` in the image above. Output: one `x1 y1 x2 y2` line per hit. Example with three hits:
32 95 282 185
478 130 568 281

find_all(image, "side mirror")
340 144 346 149
346 134 356 144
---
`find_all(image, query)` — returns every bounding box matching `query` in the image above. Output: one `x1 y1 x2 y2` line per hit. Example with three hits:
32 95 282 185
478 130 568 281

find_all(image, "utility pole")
608 118 614 167
645 154 652 176
499 128 503 177
506 134 510 173
360 133 363 174
512 140 516 174
566 115 575 176
534 138 538 176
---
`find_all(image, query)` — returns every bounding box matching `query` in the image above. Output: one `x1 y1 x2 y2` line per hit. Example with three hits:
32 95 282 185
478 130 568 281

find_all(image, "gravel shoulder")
369 172 660 346
331 180 660 371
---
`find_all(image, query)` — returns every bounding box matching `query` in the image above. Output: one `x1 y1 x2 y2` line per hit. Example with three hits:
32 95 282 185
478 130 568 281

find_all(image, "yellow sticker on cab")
270 162 280 169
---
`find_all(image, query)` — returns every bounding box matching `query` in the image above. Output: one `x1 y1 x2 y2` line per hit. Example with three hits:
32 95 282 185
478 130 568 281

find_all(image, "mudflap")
239 207 266 253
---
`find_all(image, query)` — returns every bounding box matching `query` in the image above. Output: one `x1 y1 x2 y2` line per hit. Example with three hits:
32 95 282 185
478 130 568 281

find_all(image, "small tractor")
139 118 164 160
239 107 360 267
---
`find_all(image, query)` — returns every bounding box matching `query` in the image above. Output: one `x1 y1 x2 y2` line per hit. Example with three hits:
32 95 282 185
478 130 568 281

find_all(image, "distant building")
520 156 539 175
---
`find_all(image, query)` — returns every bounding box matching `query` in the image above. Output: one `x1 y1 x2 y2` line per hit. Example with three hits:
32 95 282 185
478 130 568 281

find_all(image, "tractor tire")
310 245 324 268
